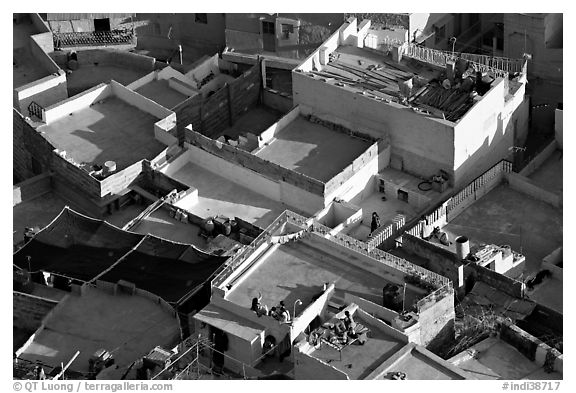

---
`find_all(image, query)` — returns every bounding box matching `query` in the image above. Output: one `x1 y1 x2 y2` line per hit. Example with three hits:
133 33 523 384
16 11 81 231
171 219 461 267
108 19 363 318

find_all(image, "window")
262 21 275 35
281 24 293 39
195 13 208 24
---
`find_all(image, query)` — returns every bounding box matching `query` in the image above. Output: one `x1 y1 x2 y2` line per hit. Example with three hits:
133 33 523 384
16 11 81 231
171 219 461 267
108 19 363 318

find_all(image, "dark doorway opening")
262 20 276 52
397 189 409 203
94 18 111 32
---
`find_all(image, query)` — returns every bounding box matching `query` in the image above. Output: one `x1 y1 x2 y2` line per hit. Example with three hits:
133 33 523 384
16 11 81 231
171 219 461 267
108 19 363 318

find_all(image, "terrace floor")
169 162 289 228
13 18 50 89
528 150 563 196
39 97 165 171
345 192 416 242
17 286 181 375
66 65 150 96
135 79 189 110
226 240 423 313
255 116 372 182
130 207 209 250
309 317 405 379
526 276 563 314
449 337 561 380
13 47 51 89
443 185 562 274
215 105 283 141
104 202 151 229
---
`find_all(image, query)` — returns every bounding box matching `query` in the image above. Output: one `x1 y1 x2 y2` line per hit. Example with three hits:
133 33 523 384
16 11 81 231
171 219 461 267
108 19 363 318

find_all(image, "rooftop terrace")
66 65 150 97
16 286 181 375
255 116 373 182
226 241 424 312
38 97 165 171
308 312 405 379
130 207 209 250
528 150 563 196
449 337 561 380
366 342 471 380
135 79 189 109
168 162 290 228
443 185 562 274
13 18 51 88
216 105 284 141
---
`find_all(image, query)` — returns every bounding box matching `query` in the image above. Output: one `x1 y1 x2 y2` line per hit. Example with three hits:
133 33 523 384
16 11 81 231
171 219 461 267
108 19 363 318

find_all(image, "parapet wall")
463 262 525 298
13 173 52 207
402 233 464 288
13 291 59 333
184 127 325 196
500 320 562 374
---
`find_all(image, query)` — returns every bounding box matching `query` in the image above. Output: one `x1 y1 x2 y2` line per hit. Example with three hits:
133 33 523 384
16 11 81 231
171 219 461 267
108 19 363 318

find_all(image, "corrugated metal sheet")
46 13 134 21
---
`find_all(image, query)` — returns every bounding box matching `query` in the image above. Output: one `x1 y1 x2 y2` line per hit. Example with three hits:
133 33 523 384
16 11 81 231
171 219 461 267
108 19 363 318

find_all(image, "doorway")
94 18 111 32
262 20 276 52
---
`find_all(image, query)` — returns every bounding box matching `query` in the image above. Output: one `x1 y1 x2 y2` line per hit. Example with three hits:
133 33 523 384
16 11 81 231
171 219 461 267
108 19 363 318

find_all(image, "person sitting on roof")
269 307 279 320
250 292 268 317
278 301 290 323
342 310 356 331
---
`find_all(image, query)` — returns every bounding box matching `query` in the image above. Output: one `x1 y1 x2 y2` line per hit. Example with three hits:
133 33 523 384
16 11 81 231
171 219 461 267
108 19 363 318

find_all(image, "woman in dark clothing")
370 212 381 233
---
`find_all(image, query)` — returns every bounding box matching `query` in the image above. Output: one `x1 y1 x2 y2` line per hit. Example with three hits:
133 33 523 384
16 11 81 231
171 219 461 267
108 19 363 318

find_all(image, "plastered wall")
453 79 526 187
293 73 455 180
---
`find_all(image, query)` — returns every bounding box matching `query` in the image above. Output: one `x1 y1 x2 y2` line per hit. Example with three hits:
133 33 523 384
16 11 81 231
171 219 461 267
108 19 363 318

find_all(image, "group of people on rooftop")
251 293 291 323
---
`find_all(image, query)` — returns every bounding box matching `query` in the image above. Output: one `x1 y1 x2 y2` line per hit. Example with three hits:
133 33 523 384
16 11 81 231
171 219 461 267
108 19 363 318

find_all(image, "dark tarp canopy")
14 207 229 305
14 207 144 281
99 235 229 304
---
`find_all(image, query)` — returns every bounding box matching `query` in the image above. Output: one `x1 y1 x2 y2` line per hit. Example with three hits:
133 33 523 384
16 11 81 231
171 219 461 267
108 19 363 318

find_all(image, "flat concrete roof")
443 185 562 274
450 337 562 380
310 316 405 379
345 192 416 242
131 207 209 250
104 203 151 229
526 276 563 314
369 343 470 380
195 303 264 342
13 192 79 246
528 149 562 196
66 65 150 97
169 162 290 228
39 97 165 171
226 241 424 313
18 286 181 374
135 79 189 110
13 18 51 89
379 167 443 197
255 116 372 182
216 105 284 140
14 47 52 89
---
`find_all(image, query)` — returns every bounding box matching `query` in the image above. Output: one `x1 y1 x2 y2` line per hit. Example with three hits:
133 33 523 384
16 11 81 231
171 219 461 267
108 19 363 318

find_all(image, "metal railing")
27 101 44 120
404 43 526 78
53 29 135 48
211 212 287 287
